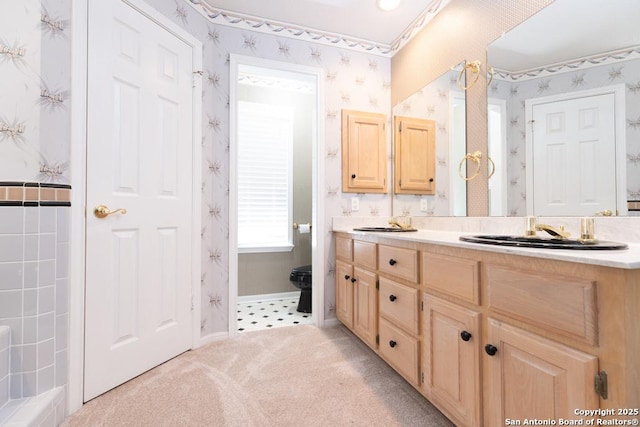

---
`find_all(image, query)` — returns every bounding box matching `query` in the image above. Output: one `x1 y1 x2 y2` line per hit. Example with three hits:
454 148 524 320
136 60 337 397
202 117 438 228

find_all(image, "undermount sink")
460 235 628 250
353 227 418 232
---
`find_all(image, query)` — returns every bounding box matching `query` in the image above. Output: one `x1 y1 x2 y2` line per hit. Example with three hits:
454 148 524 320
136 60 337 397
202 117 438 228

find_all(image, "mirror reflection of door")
488 99 507 216
526 89 620 216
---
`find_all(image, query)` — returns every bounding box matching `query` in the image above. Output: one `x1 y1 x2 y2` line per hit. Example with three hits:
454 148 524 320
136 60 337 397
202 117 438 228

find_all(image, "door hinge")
376 279 379 290
594 371 608 399
421 371 424 384
421 300 424 311
375 334 379 345
191 295 194 311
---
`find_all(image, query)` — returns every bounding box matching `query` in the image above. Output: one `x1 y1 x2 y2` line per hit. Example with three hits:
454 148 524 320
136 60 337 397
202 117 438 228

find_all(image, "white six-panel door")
84 0 197 401
528 93 617 217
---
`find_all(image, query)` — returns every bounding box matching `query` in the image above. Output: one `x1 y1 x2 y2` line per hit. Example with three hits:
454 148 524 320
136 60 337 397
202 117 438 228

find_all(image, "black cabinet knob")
429 178 434 182
351 174 356 179
460 331 472 342
351 277 356 283
389 259 397 266
484 344 498 356
389 294 397 302
389 340 397 348
344 275 350 280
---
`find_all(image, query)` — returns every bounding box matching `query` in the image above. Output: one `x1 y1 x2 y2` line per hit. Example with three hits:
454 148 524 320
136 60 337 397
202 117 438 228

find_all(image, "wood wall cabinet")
342 109 387 193
393 116 436 195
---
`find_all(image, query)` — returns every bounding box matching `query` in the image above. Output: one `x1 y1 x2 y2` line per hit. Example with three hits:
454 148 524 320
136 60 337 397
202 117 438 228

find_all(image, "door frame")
228 55 326 335
525 84 627 216
69 0 202 413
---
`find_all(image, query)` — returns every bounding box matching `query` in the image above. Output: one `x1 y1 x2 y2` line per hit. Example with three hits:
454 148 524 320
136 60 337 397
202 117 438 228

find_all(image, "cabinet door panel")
353 267 378 348
484 319 599 425
342 109 387 193
394 116 436 195
335 261 353 329
423 295 481 427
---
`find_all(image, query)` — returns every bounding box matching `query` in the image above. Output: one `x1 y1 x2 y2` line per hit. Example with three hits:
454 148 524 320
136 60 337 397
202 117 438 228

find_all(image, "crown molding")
184 0 449 57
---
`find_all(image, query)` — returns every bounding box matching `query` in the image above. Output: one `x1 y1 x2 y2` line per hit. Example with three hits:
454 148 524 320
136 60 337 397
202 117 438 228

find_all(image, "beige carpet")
62 325 454 427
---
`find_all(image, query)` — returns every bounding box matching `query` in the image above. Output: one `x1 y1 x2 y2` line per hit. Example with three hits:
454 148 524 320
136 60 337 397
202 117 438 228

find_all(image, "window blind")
237 101 293 252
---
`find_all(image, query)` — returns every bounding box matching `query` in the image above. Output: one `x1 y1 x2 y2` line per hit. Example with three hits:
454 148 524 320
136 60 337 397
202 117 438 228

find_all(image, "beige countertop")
333 226 640 270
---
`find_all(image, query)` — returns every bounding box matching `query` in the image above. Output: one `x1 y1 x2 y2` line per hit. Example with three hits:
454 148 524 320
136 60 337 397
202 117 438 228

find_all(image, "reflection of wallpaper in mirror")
392 67 465 217
489 57 640 217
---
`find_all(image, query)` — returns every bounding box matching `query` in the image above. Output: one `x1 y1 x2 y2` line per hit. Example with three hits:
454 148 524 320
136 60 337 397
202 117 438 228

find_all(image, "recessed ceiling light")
377 0 401 11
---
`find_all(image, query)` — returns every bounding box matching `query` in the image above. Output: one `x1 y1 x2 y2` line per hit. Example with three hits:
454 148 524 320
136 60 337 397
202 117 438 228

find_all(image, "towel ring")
459 151 496 181
457 60 481 91
458 151 482 181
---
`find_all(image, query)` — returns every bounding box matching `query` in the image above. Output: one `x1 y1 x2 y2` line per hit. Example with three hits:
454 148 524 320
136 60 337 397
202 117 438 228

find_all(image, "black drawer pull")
485 344 498 356
460 331 472 342
389 259 397 266
351 277 356 283
389 340 397 348
344 275 350 280
389 294 397 302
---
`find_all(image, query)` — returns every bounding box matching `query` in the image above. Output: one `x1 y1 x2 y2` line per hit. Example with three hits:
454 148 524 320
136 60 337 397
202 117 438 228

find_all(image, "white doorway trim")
69 0 202 413
524 84 627 216
229 55 325 336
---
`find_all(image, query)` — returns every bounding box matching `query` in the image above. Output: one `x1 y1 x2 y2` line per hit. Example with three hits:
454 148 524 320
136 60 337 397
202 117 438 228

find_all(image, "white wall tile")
0 208 24 235
0 236 24 262
0 291 22 318
0 263 23 291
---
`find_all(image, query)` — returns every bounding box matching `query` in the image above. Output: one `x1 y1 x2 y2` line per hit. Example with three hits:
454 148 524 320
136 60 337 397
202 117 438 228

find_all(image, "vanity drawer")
379 317 419 384
335 236 353 261
486 264 598 345
354 240 377 269
379 277 419 334
378 245 418 283
422 253 479 305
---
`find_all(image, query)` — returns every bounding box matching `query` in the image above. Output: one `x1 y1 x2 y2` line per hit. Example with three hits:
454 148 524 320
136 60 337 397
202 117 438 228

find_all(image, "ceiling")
489 0 640 73
201 0 443 48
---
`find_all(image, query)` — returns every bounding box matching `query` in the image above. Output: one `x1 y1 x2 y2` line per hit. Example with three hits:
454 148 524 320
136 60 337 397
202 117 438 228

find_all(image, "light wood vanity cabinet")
341 109 387 194
422 296 481 427
484 319 598 425
335 236 378 349
334 232 640 427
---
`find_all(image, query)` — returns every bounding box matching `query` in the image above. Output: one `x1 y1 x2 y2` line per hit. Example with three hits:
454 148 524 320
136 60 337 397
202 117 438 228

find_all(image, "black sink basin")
353 227 418 232
460 235 628 250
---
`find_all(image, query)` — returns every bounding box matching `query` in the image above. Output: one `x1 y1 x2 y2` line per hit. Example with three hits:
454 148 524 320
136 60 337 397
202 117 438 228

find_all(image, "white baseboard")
198 331 229 348
237 291 300 304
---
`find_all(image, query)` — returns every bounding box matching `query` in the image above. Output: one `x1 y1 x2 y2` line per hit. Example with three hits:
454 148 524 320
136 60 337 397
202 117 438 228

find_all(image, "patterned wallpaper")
0 0 393 338
490 56 640 216
0 0 71 183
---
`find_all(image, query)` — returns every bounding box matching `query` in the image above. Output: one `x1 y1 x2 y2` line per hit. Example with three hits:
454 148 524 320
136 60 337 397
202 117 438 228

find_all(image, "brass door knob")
94 204 127 219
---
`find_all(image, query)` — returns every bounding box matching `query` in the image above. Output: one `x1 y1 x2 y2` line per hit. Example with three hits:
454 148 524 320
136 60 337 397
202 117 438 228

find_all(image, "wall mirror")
487 0 640 217
391 62 467 217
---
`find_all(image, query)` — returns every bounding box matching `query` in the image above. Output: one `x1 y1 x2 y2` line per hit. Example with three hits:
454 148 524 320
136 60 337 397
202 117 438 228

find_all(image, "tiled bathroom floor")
237 297 313 332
